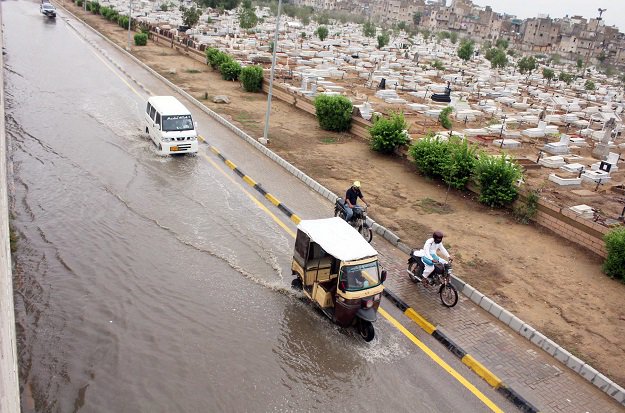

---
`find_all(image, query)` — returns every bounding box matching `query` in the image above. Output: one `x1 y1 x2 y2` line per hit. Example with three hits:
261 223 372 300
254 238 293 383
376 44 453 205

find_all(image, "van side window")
155 113 161 125
150 106 156 120
146 103 151 115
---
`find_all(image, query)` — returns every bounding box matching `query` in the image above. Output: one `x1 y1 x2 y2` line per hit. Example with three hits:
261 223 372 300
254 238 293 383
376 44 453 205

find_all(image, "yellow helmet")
353 181 361 188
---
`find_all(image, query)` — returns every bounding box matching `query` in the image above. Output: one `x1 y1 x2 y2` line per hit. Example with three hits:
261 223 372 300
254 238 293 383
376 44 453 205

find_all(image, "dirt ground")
63 4 625 387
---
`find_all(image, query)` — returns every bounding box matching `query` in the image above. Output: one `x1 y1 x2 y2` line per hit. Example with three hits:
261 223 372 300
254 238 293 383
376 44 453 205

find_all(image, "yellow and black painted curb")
382 289 541 413
201 137 539 412
200 137 301 225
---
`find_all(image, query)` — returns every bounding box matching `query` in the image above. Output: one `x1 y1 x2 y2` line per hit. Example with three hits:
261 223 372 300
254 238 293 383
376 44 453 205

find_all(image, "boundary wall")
0 4 21 412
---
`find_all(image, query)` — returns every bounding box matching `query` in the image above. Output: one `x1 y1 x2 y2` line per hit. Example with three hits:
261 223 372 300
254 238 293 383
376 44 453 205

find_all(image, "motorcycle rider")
344 181 368 223
421 230 452 285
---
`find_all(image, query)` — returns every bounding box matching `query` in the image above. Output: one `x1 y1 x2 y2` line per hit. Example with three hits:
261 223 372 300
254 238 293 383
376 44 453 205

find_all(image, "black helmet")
433 231 444 242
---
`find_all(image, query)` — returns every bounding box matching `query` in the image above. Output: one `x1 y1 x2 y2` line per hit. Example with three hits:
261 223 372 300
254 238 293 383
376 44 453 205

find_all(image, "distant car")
40 2 56 17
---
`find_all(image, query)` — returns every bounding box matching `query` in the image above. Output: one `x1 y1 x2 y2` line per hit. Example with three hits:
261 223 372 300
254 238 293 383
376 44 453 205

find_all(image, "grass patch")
417 197 453 214
185 69 202 74
321 137 337 144
235 111 255 124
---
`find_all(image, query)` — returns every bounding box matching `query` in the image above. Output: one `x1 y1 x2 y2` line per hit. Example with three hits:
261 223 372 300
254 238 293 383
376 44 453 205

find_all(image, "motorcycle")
406 249 459 307
334 197 373 243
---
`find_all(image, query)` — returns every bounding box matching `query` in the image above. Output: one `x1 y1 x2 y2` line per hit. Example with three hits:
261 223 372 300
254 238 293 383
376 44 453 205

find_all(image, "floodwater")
3 1 512 412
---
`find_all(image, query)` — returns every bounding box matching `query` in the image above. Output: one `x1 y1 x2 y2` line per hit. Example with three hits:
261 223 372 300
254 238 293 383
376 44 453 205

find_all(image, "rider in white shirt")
422 230 451 282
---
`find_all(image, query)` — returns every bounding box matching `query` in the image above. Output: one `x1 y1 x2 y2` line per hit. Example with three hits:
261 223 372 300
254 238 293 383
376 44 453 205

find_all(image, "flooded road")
4 1 515 412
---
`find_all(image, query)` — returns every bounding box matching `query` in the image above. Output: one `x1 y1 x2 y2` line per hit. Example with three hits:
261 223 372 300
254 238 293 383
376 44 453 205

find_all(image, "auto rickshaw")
290 217 387 342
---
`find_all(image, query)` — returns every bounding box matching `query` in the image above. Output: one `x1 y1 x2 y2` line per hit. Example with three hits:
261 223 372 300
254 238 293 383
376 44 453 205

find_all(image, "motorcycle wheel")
358 225 373 243
334 208 345 220
358 319 375 342
439 284 458 308
291 278 303 291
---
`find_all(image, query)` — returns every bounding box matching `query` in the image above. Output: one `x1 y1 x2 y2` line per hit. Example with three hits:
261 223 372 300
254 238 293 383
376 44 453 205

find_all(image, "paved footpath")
373 239 624 413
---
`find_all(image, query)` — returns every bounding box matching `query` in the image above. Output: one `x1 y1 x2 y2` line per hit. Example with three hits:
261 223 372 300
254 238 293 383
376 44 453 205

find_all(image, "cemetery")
105 0 625 226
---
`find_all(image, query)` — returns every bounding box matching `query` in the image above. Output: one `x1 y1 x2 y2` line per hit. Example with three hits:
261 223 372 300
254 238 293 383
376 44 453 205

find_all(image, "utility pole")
262 0 283 143
126 0 133 51
583 8 606 75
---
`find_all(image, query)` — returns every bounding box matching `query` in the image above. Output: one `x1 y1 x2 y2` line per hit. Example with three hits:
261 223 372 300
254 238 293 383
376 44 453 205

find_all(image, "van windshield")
162 115 194 131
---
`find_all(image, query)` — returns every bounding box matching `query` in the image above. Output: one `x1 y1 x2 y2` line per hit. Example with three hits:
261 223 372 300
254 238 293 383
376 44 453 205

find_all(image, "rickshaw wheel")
291 278 303 291
358 320 375 342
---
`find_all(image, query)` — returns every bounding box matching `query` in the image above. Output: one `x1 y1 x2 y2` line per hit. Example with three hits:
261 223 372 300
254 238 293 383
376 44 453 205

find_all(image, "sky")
469 0 625 32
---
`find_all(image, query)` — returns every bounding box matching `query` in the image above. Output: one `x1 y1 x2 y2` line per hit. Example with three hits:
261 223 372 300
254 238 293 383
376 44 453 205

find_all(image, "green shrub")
313 95 353 132
100 6 111 17
117 15 130 29
76 0 83 6
134 33 148 46
439 106 452 129
473 154 522 208
513 190 539 224
409 134 450 178
207 50 230 70
89 1 100 13
220 60 242 80
240 65 264 92
369 112 409 154
603 228 625 281
442 138 477 189
109 10 119 21
205 47 219 65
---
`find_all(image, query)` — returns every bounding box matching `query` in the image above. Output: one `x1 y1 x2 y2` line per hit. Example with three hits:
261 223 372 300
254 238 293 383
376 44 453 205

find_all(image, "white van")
144 96 198 154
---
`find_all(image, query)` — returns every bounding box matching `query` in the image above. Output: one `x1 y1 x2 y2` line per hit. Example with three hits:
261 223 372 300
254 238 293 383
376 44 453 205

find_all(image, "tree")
486 48 507 69
420 29 430 41
542 68 555 84
180 5 201 28
238 0 257 29
315 13 330 25
413 12 421 26
481 40 492 51
598 51 607 64
584 79 596 91
495 38 508 49
431 60 445 71
550 54 561 65
457 39 474 61
558 72 574 85
159 3 168 11
576 57 583 71
198 0 240 10
377 32 390 49
315 25 328 41
397 21 407 32
517 56 537 75
362 21 375 38
449 32 458 44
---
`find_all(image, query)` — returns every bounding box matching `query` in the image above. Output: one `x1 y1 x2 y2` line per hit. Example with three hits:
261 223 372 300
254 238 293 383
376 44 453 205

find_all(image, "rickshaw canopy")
297 217 378 262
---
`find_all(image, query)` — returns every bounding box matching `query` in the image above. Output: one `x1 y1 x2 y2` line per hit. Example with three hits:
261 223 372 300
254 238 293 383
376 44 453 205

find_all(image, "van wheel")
158 143 162 152
145 127 149 134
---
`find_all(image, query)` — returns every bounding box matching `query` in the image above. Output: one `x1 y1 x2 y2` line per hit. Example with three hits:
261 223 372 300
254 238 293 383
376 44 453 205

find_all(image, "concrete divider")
0 6 21 412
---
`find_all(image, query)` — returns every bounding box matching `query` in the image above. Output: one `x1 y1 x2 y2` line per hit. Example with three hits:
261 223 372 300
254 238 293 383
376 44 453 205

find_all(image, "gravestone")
592 118 615 160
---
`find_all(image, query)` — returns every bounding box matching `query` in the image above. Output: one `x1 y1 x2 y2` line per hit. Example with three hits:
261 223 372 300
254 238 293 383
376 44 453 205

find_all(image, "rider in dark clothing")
344 181 368 222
